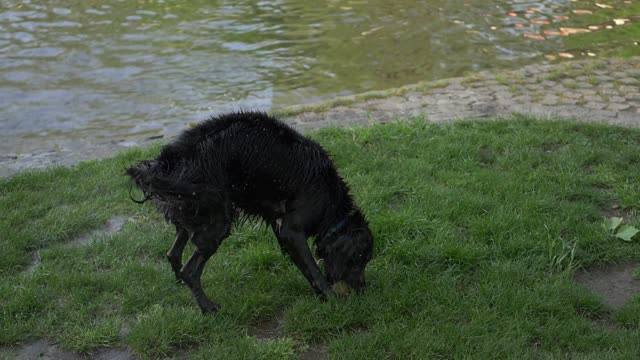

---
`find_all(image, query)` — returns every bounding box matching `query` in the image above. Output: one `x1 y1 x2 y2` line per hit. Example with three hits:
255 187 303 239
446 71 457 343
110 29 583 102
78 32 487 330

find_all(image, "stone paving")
281 57 640 132
2 57 639 177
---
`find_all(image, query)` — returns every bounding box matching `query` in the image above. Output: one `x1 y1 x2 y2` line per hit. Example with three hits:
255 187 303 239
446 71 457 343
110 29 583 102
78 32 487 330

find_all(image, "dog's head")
320 211 373 292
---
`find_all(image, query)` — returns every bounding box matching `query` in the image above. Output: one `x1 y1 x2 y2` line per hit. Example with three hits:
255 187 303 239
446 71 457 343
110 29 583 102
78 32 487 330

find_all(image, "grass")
1 117 640 359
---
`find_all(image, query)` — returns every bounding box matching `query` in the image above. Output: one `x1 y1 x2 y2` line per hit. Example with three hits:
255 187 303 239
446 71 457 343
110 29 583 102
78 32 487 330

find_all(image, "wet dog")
127 111 373 313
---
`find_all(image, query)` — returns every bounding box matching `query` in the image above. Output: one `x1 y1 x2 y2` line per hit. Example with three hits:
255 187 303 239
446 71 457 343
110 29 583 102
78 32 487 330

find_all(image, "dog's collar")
322 208 357 241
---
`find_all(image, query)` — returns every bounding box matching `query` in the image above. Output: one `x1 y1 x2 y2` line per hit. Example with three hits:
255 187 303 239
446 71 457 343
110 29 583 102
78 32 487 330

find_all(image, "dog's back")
128 111 350 228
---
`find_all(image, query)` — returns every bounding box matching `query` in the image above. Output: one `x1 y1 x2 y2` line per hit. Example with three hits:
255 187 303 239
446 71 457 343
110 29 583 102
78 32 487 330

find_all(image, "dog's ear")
328 229 371 258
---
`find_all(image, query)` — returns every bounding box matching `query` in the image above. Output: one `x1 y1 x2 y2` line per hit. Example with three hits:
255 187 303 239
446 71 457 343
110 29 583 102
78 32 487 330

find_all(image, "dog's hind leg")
167 225 189 283
274 224 334 298
179 218 231 313
268 220 289 256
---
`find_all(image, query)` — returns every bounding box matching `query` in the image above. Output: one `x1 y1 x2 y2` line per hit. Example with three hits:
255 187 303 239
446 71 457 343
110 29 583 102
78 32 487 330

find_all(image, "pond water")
0 0 629 157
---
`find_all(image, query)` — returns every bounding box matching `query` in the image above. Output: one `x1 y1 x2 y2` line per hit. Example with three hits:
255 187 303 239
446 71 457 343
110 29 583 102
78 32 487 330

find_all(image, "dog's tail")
126 160 204 204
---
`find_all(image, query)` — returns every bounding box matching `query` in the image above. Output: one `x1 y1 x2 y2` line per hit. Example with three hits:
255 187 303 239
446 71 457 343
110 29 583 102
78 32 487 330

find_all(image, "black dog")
127 111 373 313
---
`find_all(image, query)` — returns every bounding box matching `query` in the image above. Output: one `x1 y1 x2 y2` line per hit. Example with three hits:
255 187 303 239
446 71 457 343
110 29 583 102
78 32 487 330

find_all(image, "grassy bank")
1 117 640 359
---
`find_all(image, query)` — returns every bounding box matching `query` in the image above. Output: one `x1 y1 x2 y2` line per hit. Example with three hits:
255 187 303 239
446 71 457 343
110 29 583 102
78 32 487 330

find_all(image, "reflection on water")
0 0 606 157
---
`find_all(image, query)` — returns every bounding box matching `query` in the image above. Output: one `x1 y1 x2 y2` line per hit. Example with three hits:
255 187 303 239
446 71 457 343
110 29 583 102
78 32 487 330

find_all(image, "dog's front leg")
179 223 230 313
276 226 334 298
167 225 189 282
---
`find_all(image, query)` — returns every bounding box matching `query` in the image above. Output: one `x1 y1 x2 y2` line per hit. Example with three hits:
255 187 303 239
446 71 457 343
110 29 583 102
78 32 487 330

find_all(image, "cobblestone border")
279 57 640 132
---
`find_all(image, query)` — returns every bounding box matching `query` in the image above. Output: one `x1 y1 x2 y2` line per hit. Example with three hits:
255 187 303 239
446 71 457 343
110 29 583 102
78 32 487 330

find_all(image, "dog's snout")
345 271 366 291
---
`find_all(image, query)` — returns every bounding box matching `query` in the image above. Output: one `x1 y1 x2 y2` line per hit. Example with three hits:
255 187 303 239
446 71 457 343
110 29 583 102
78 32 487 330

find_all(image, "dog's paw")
316 287 336 300
198 300 221 314
200 302 222 314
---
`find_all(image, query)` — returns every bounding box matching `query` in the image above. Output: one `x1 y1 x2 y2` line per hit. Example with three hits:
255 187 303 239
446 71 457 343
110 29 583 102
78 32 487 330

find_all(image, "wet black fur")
127 111 373 313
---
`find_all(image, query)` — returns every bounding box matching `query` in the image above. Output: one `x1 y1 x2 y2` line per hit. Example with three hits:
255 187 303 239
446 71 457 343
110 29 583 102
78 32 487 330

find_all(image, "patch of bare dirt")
575 262 640 309
119 321 132 338
22 216 129 274
67 216 127 247
0 339 138 360
300 343 328 360
249 317 329 360
24 250 41 274
90 348 137 360
249 317 285 340
600 202 635 223
0 339 80 360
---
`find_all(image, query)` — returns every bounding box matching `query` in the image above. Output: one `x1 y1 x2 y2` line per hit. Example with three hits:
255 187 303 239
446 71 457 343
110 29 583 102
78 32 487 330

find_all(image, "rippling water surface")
0 0 613 157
